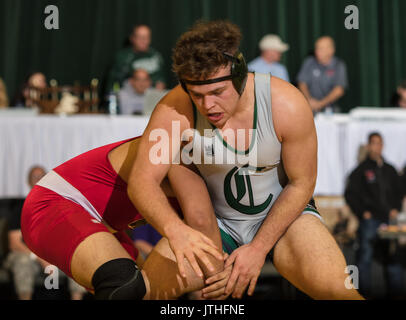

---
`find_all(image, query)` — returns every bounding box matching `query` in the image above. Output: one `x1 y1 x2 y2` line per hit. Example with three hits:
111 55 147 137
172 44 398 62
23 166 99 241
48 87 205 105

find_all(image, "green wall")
1 0 405 111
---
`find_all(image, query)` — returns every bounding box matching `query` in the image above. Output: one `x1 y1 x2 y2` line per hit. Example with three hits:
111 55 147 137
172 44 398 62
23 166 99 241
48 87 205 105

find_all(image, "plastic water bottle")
325 106 333 115
108 82 120 115
108 92 117 115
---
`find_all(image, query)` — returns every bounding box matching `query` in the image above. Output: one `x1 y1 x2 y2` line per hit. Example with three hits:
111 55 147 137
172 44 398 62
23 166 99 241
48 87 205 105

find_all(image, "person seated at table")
106 24 166 95
390 80 406 108
0 77 9 107
344 132 404 299
118 69 152 115
297 36 348 114
12 72 47 107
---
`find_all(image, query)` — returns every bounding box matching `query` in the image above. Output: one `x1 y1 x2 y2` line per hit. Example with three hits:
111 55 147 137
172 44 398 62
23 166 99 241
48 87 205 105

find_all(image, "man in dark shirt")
345 132 404 298
106 24 166 94
297 36 348 114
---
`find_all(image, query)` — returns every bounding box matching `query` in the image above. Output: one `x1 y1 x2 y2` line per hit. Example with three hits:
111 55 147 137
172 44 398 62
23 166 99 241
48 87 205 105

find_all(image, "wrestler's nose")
202 96 215 111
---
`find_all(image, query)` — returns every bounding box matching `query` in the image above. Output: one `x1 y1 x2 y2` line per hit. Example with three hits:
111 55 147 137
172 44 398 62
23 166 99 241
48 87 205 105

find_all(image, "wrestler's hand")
167 224 224 279
202 253 232 300
224 244 267 299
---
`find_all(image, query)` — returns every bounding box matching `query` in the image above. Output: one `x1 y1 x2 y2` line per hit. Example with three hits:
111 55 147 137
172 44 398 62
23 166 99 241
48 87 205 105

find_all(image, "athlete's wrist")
249 240 271 257
163 219 185 239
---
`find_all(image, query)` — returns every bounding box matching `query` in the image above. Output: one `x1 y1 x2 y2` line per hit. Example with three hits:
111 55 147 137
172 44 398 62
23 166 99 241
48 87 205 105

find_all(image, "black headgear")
180 51 248 96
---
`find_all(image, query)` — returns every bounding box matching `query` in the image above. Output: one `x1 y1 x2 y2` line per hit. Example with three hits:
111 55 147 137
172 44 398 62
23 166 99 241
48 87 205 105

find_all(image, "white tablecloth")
1 114 406 197
0 115 149 197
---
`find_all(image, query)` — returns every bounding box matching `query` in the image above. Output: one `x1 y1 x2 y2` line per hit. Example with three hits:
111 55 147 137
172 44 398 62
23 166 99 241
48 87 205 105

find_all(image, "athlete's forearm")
250 181 315 255
128 174 184 239
167 164 224 277
185 212 224 278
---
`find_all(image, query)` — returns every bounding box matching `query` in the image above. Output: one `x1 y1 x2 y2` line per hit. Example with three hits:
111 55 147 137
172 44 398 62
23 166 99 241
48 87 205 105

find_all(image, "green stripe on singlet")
220 228 239 254
304 204 320 215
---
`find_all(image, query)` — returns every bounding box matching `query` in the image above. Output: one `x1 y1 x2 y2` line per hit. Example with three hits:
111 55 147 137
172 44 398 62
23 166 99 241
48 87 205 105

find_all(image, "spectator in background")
0 77 9 107
248 34 290 82
106 24 165 94
4 166 85 300
297 36 348 114
118 69 151 115
344 132 404 299
332 206 359 251
13 72 47 107
390 80 406 108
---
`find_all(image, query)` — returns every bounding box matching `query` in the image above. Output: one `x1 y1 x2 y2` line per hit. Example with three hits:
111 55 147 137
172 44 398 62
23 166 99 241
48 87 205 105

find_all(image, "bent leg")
22 187 146 299
71 229 204 300
141 237 205 299
70 231 135 289
273 214 364 300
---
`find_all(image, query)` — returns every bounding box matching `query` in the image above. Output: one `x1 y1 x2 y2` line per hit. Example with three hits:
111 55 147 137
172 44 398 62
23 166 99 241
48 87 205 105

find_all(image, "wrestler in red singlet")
20 136 180 278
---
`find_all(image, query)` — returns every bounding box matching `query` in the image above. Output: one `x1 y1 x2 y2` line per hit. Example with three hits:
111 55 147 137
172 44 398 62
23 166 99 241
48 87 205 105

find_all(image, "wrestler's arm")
141 163 228 300
128 86 223 279
223 77 317 298
167 163 223 263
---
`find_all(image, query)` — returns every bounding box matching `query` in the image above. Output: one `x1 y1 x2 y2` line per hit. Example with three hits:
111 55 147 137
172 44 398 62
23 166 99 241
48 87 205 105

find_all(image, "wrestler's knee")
91 258 147 300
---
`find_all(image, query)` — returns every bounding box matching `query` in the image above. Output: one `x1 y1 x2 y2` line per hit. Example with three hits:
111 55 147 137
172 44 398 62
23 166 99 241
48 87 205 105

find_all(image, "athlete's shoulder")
156 85 193 112
271 76 311 115
270 76 314 140
149 85 194 129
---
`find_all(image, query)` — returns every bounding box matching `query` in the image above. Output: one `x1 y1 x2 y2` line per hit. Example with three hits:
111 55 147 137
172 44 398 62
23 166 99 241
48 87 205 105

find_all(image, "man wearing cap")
248 34 290 82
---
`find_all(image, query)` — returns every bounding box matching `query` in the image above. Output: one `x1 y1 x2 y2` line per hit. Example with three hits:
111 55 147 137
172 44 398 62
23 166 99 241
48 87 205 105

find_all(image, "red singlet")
21 137 179 277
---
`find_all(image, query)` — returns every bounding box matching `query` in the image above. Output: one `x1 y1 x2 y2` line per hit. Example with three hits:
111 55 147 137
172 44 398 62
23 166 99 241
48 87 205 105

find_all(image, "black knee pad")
91 258 146 300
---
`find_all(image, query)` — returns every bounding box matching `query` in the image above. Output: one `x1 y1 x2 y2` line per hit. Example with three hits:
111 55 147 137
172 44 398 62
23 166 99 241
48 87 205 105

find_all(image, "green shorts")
219 199 322 263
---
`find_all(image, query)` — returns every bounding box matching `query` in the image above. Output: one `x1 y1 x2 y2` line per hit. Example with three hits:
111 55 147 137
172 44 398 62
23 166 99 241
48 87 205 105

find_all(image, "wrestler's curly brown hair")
172 20 242 81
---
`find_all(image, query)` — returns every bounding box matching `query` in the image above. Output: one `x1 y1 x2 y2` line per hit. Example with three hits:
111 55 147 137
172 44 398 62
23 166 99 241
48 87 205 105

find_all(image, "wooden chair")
28 79 100 114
